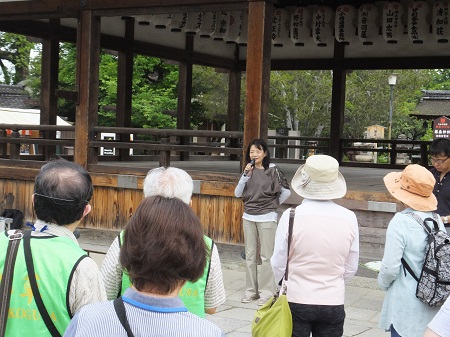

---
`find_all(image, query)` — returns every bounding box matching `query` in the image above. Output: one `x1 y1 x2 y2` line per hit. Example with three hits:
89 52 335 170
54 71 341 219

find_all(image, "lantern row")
133 1 450 47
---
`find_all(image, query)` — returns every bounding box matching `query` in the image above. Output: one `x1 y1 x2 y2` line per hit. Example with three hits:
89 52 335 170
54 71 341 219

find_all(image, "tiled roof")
410 90 450 120
0 84 34 109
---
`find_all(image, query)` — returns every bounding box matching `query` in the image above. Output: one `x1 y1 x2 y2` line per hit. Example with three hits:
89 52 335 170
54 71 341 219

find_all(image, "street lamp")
388 73 398 141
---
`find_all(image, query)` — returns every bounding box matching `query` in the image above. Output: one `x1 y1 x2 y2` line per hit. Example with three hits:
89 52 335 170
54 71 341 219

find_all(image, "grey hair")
143 167 193 205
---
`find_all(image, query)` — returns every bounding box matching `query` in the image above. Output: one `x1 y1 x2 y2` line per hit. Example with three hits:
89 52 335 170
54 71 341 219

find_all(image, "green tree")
0 32 34 84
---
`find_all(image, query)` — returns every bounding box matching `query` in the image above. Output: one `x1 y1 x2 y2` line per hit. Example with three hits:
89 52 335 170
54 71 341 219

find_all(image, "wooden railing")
0 123 432 170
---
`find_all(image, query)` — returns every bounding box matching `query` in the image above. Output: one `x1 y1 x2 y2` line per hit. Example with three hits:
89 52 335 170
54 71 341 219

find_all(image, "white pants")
243 219 277 298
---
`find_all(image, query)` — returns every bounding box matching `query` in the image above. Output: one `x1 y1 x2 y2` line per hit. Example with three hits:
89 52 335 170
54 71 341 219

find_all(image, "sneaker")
241 295 259 303
256 297 270 306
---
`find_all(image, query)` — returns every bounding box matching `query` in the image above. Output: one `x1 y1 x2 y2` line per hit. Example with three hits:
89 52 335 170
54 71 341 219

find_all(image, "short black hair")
245 138 271 170
33 159 93 225
120 196 206 295
430 138 450 157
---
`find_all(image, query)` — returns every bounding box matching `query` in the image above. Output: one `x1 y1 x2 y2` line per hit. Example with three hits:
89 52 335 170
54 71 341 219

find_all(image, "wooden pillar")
227 45 241 160
116 17 134 161
243 1 273 151
40 19 59 160
329 42 346 162
177 34 194 161
74 10 100 168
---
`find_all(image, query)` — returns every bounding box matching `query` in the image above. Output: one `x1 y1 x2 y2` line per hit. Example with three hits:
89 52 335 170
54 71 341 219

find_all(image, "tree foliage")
0 32 34 84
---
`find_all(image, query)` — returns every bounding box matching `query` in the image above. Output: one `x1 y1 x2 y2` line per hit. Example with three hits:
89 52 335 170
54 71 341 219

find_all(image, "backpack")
0 208 24 230
401 212 450 307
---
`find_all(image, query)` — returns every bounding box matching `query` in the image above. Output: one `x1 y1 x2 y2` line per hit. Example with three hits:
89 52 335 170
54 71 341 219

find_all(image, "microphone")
244 159 256 177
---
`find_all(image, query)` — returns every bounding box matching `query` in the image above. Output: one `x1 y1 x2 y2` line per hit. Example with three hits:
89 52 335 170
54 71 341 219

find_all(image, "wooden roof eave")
0 0 80 20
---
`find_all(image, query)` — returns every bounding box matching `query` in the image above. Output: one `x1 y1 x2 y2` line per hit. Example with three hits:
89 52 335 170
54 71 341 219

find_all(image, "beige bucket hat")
291 155 347 200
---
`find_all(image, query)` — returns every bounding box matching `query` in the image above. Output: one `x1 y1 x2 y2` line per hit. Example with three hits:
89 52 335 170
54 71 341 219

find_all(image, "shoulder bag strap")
0 230 23 337
284 208 295 282
113 297 135 337
23 230 61 337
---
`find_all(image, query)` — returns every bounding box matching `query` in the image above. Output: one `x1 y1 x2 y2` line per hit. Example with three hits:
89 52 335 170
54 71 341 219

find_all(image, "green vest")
0 232 87 337
119 230 212 318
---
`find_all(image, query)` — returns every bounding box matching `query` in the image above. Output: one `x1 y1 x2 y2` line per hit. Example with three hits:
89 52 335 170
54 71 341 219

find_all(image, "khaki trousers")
243 219 277 299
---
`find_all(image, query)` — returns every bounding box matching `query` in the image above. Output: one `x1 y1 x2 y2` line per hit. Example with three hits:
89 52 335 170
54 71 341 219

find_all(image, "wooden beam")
243 1 272 149
116 17 134 161
40 19 60 160
75 11 101 168
0 1 79 20
329 42 346 161
177 34 194 161
83 0 248 11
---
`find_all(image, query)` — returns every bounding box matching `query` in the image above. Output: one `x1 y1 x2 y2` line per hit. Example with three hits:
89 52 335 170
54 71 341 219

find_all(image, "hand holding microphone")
243 159 256 177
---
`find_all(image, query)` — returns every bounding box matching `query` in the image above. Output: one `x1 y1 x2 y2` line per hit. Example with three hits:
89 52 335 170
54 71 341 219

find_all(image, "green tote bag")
251 285 292 337
251 208 295 337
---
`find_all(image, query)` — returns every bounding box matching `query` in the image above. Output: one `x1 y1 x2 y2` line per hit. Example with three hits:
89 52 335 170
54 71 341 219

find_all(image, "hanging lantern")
433 1 450 43
237 10 248 46
135 15 153 26
358 3 380 45
168 13 188 32
313 6 334 47
225 11 242 44
272 8 290 47
382 2 404 44
408 1 430 43
335 5 357 44
183 12 203 35
152 14 172 29
212 11 231 41
290 7 311 47
199 12 217 38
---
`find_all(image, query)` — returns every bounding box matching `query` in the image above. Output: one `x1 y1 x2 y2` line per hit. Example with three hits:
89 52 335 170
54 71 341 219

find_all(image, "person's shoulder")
184 312 224 334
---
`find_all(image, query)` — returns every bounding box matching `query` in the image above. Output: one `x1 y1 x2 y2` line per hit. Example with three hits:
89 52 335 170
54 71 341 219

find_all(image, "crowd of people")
2 136 450 337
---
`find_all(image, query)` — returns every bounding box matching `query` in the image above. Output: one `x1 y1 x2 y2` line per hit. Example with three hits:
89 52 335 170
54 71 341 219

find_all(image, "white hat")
291 155 347 200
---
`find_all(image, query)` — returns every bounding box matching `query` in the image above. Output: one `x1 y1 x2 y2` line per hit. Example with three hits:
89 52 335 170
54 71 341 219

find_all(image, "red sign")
433 116 450 139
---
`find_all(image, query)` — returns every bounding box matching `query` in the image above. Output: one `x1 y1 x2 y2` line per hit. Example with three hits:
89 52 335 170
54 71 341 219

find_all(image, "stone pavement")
206 244 389 337
85 236 389 337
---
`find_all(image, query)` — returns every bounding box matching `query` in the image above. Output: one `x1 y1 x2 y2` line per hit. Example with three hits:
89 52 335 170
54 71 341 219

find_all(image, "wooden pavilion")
0 0 449 246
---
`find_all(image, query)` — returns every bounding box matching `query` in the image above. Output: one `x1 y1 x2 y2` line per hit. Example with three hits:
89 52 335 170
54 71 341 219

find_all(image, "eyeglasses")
430 157 449 165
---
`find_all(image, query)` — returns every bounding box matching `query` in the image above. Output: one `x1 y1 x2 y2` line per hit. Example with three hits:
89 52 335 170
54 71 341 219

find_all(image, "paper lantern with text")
335 5 357 44
212 11 231 41
199 12 217 38
237 10 248 46
290 7 311 47
183 12 203 35
408 1 430 43
272 8 290 47
225 11 242 44
152 14 172 29
135 15 153 26
358 3 380 45
433 1 450 43
382 2 404 43
168 13 188 32
313 6 334 47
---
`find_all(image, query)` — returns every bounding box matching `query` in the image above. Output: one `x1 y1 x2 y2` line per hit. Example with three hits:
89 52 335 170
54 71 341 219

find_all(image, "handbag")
251 208 295 337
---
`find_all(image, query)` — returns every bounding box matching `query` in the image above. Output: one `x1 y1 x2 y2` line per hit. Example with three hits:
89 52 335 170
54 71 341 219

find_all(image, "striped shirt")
63 288 225 337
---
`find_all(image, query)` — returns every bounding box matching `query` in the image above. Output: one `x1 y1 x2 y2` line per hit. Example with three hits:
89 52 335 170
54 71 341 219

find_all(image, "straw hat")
383 164 437 212
291 155 346 200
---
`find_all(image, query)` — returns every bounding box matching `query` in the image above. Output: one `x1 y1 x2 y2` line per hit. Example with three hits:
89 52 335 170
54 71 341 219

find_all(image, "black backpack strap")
0 230 23 337
23 231 62 337
113 297 134 337
401 257 419 282
283 208 295 283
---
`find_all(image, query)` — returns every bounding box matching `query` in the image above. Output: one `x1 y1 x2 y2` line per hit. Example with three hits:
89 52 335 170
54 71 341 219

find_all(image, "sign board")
100 132 115 155
276 127 290 135
433 116 450 139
